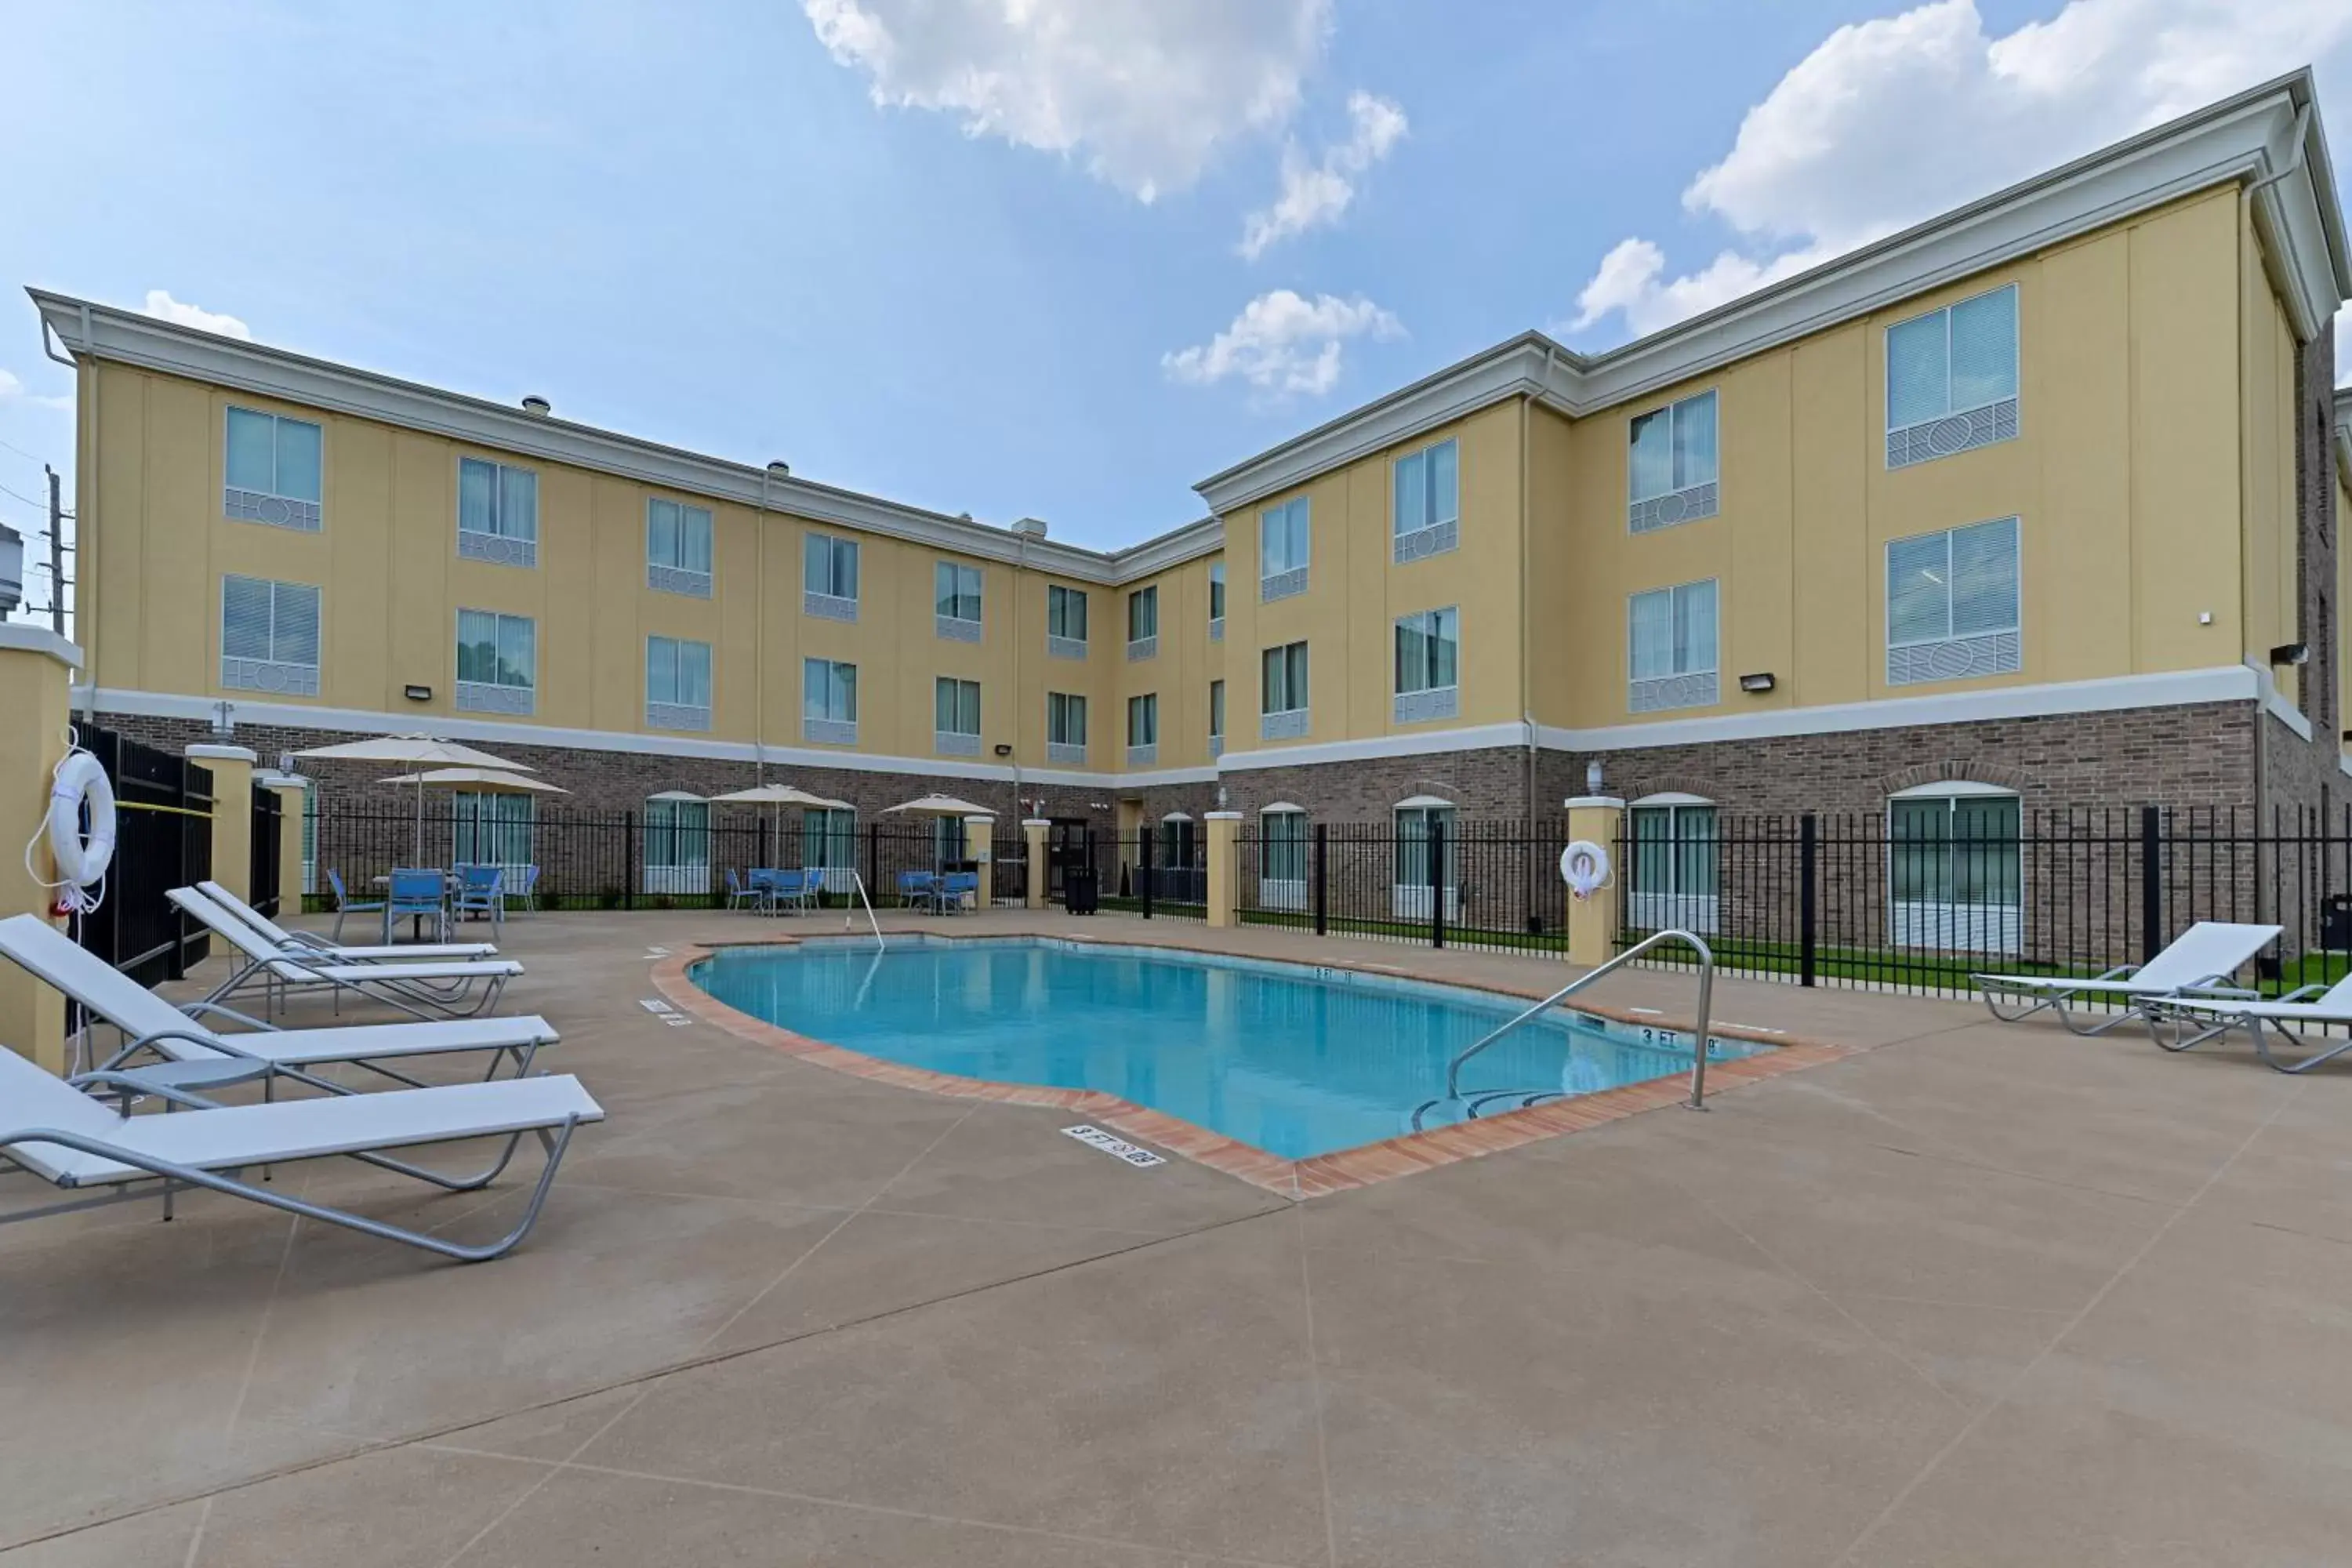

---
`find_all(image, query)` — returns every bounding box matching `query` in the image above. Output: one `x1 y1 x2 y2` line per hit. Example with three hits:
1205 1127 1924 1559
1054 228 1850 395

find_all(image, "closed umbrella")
296 735 536 860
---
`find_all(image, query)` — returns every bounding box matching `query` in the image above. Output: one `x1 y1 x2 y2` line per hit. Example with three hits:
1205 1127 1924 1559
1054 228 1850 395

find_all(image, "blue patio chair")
453 865 506 925
895 869 937 909
726 869 770 913
938 871 980 914
325 868 385 944
385 867 449 944
508 864 540 915
764 869 815 915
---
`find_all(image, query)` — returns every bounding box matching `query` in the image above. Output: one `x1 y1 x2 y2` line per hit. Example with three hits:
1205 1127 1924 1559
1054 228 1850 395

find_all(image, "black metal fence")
1236 819 1567 950
249 785 282 920
76 724 213 989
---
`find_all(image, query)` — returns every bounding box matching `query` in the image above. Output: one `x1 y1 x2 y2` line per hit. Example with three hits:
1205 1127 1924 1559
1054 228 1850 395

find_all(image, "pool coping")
650 930 1853 1200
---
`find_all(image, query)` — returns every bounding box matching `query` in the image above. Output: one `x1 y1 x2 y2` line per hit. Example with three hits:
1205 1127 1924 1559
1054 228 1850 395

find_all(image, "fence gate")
250 785 283 919
76 724 214 989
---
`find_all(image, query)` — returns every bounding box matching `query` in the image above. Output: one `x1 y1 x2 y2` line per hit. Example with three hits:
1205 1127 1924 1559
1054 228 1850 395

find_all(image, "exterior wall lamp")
1739 671 1777 693
2270 642 2310 666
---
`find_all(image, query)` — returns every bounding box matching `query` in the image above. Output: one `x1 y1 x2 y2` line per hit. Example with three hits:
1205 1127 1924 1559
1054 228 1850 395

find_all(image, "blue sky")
3 0 2347 625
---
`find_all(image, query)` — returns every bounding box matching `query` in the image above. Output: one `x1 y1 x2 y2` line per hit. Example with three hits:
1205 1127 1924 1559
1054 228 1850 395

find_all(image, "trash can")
1064 864 1099 916
2324 893 2352 952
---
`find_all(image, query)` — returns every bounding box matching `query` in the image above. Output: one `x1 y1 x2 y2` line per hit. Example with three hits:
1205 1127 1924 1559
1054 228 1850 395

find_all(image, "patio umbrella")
882 793 993 818
707 783 852 866
376 767 567 868
296 735 539 860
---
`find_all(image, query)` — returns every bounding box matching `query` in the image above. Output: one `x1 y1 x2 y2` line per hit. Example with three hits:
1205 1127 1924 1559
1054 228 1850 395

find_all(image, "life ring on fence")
46 752 116 887
1559 840 1611 902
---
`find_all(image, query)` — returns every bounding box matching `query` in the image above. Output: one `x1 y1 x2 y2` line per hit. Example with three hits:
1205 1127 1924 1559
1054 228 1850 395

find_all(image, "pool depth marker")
1061 1126 1165 1169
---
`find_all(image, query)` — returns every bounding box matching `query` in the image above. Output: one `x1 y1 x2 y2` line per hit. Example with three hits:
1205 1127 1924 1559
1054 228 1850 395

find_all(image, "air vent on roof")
1011 517 1049 539
767 460 790 477
521 396 551 416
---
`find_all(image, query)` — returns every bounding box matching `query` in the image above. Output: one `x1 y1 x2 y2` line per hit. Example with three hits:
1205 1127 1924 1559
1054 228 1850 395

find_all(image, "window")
802 806 857 891
646 635 713 731
1261 640 1309 739
220 575 321 696
1047 584 1089 659
648 498 714 597
935 561 982 641
644 795 711 896
1394 800 1459 920
1886 517 2020 686
1208 561 1226 641
1260 498 1310 601
1628 579 1718 712
1628 390 1719 532
1127 692 1158 764
1127 585 1159 660
1890 787 2021 953
1392 437 1460 562
1886 283 2019 467
456 608 535 715
1047 691 1087 763
453 792 534 875
224 406 323 531
1628 798 1719 935
803 656 858 744
804 532 859 621
1258 807 1308 909
457 456 539 567
1394 607 1459 724
935 677 981 756
1209 678 1226 757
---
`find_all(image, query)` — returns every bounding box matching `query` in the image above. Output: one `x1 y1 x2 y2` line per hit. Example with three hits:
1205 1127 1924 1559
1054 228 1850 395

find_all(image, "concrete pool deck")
6 907 2352 1565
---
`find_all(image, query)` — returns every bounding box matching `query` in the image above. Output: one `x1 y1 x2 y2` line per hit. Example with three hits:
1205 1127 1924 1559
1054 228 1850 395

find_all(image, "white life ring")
47 752 116 887
1559 839 1611 901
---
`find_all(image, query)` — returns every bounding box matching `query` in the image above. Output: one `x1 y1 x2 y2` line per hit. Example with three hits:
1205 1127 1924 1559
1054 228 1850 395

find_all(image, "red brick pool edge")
650 931 1853 1200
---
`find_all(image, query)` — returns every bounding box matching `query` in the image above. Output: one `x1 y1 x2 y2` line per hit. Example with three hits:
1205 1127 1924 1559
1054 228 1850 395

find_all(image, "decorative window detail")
1628 800 1719 935
803 532 859 621
1047 691 1087 764
1261 640 1308 740
1258 807 1308 910
1628 390 1719 532
1886 284 2019 469
1208 562 1225 641
803 656 858 745
223 406 323 531
645 635 712 731
935 677 981 757
1127 692 1158 766
1394 800 1461 921
1628 579 1719 713
458 456 539 568
648 498 713 597
1260 497 1309 601
1890 786 2022 953
1127 584 1159 661
1886 517 2021 687
1393 607 1459 725
220 575 321 696
935 561 982 641
1392 437 1460 562
1047 584 1088 659
1208 678 1225 759
456 608 535 715
644 795 712 896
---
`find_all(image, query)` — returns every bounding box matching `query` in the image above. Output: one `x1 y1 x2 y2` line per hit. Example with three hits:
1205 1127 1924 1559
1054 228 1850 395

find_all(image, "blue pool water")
691 938 1761 1160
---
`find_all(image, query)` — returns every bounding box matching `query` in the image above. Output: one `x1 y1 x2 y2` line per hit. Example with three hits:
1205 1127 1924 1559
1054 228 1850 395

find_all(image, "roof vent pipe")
1010 517 1048 539
521 396 551 416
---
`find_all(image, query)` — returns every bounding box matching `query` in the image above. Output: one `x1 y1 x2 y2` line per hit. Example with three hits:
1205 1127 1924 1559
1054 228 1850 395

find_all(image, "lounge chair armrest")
2274 982 2329 1003
180 1000 278 1031
64 1073 229 1111
125 1026 266 1062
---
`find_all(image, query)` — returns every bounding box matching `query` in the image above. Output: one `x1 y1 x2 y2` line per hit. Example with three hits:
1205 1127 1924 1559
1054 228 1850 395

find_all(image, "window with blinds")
220 575 321 695
1886 517 2021 685
648 498 714 597
1627 579 1719 713
1886 284 2019 467
224 407 324 531
803 532 860 621
646 635 713 731
456 608 535 714
457 457 539 567
1628 390 1719 532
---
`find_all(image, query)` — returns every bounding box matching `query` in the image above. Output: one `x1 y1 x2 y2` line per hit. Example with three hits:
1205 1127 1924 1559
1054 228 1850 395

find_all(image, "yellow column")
1206 811 1242 928
1563 795 1625 968
259 774 309 916
0 627 80 1073
964 815 994 910
1022 818 1049 909
187 743 257 905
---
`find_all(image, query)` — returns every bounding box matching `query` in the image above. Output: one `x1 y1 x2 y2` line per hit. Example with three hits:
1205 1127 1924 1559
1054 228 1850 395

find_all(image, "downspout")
1013 531 1027 823
1521 348 1552 823
45 308 93 719
756 466 770 786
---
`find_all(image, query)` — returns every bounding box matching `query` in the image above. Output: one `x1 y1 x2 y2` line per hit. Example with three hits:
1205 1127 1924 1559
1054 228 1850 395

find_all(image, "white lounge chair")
2147 970 2352 1073
197 880 497 964
0 1044 601 1261
0 914 557 1093
1973 920 2278 1035
167 888 521 1020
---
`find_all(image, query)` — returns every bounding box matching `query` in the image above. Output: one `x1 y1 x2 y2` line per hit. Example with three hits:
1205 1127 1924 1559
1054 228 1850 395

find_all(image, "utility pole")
45 465 65 637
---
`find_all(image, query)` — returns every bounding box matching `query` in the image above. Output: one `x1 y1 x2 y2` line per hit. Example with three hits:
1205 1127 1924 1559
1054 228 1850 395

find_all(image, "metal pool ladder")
1440 929 1719 1111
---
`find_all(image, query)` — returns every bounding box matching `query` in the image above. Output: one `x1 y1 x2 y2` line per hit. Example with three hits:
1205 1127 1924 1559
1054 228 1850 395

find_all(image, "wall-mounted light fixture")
1739 671 1778 694
403 684 434 702
209 700 236 740
1584 760 1603 795
2270 642 2310 667
993 743 1013 757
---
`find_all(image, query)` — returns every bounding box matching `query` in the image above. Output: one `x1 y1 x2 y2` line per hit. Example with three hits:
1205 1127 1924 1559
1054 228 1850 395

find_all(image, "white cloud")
1572 0 2352 340
1239 90 1407 260
802 0 1330 202
0 368 72 412
1163 289 1402 398
142 290 250 339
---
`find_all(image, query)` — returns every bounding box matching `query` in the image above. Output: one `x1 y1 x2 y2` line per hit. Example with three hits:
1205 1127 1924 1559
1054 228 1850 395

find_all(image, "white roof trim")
1392 793 1455 809
1889 780 2019 799
1631 792 1715 808
1196 71 2349 514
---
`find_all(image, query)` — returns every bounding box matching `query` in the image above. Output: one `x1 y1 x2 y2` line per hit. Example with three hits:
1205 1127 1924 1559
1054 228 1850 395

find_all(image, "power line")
0 479 56 511
0 433 53 466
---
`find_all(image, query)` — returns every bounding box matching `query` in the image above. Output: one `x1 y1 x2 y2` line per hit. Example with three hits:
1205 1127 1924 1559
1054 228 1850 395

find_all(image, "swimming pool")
691 937 1761 1161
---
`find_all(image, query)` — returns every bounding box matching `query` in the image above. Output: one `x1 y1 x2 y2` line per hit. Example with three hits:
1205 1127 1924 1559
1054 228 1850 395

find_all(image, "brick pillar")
187 743 257 903
259 772 309 915
1206 811 1243 927
1023 818 1049 909
1563 795 1625 968
964 815 994 909
0 626 80 1074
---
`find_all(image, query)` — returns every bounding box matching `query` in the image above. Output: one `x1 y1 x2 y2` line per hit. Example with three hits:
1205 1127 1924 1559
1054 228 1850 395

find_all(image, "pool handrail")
1442 929 1718 1109
844 872 886 951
